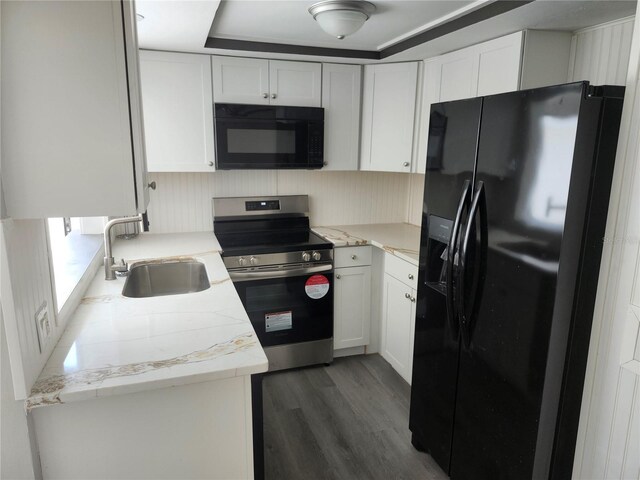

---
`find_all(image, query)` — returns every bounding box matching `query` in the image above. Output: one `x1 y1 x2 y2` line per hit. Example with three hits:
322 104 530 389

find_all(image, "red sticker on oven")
305 274 330 299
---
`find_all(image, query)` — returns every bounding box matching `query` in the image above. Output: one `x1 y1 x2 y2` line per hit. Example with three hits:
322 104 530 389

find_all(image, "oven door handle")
228 263 333 282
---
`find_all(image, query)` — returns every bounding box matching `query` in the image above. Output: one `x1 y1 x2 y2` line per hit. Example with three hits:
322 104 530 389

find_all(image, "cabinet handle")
410 296 416 303
336 274 341 279
271 93 277 99
408 274 414 280
147 181 156 190
351 254 357 260
208 161 214 167
405 292 411 299
403 162 410 167
262 93 268 99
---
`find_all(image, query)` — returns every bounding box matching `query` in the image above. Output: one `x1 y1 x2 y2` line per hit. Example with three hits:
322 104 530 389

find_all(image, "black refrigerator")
409 82 624 480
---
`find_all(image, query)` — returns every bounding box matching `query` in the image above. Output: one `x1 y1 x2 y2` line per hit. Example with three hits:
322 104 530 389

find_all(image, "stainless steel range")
213 195 334 371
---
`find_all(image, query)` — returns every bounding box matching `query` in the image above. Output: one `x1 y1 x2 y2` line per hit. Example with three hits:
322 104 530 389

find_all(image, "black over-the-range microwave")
214 103 324 170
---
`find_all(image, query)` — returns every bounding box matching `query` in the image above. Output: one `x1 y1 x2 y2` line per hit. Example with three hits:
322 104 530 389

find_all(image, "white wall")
568 16 635 85
572 14 640 480
0 220 57 400
1 309 38 479
147 170 419 232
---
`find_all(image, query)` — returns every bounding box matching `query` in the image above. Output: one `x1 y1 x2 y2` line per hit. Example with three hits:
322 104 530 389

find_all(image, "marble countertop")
313 223 421 265
26 233 268 411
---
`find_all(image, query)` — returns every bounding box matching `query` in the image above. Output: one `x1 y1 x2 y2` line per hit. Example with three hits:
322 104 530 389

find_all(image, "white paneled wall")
146 171 278 233
147 171 414 233
568 16 635 84
572 13 640 480
0 219 56 399
277 171 409 226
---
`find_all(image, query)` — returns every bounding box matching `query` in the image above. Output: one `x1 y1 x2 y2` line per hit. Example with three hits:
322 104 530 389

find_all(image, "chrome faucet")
104 214 142 280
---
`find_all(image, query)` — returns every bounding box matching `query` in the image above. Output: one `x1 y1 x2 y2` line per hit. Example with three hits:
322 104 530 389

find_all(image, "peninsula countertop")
26 233 268 411
313 223 421 265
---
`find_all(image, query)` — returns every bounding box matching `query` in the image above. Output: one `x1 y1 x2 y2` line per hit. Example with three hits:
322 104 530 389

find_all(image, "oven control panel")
223 249 334 270
245 200 280 212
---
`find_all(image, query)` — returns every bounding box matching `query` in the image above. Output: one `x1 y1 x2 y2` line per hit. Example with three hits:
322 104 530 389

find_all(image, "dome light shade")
308 1 376 40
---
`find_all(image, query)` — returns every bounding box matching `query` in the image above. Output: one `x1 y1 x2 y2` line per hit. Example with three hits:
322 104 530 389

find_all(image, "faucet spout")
104 214 143 280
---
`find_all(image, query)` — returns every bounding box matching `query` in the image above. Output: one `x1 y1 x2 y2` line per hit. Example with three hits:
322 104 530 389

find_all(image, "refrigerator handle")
458 181 488 349
446 179 471 341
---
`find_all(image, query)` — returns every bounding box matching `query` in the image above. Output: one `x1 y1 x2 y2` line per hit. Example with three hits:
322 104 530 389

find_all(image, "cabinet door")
381 273 416 383
2 0 146 218
438 52 478 102
361 63 418 173
476 31 523 96
334 266 372 350
322 64 362 171
211 56 270 104
269 60 322 107
140 51 215 172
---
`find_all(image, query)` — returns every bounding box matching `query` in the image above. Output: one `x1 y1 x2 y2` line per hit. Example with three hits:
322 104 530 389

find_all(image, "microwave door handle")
229 263 333 282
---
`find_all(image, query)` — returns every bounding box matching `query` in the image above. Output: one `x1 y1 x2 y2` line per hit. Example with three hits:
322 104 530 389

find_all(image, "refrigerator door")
449 83 587 479
409 97 481 471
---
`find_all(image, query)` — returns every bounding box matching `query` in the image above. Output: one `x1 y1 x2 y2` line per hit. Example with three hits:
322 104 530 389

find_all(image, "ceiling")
209 0 477 51
136 0 638 63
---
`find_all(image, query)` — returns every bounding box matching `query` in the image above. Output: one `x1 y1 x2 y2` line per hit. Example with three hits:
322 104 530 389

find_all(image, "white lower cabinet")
333 246 372 352
381 255 418 384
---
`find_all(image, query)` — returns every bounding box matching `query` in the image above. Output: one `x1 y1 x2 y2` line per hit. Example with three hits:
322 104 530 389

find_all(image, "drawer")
334 246 372 268
385 252 418 289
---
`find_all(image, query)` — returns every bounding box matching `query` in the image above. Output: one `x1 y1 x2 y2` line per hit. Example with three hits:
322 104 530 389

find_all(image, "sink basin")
122 259 210 298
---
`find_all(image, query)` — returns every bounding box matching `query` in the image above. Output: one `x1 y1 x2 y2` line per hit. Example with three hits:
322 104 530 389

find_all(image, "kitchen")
2 2 638 478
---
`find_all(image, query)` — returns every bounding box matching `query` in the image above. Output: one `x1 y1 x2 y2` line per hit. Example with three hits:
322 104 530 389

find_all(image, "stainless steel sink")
122 260 210 298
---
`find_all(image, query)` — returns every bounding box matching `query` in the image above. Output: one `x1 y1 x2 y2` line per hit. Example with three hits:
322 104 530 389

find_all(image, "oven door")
230 264 333 347
215 117 323 169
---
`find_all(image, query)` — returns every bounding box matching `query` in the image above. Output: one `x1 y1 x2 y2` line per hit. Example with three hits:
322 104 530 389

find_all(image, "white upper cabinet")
139 51 215 172
212 57 321 107
360 62 419 173
269 60 322 107
1 0 149 218
322 64 362 171
475 32 523 97
211 56 270 105
416 30 572 174
438 51 478 102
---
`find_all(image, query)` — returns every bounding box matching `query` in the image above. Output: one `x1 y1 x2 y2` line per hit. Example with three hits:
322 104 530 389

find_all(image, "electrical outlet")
35 302 51 353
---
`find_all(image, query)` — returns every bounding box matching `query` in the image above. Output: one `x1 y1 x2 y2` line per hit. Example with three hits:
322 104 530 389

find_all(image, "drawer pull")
336 274 341 279
410 296 416 303
405 293 411 299
408 274 414 280
351 254 357 260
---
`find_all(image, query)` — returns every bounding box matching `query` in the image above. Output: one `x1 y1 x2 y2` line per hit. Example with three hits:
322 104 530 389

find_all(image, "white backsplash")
147 170 420 233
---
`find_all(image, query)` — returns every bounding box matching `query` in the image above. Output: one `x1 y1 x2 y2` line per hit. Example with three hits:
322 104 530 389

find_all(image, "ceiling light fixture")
308 0 376 40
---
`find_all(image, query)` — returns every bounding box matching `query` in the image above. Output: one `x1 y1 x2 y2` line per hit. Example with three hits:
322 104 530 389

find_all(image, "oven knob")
250 256 259 266
312 251 321 261
302 252 311 262
238 257 247 267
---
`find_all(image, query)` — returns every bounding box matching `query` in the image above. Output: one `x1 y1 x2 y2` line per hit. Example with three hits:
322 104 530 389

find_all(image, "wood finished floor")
263 354 448 480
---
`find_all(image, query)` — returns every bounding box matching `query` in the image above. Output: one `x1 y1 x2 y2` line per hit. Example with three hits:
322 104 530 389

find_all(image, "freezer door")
449 83 589 479
409 97 481 472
